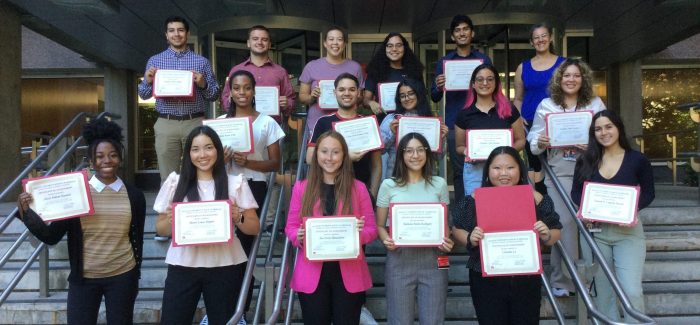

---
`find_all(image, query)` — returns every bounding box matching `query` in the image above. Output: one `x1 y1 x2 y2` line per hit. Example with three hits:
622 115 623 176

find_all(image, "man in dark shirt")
306 73 382 198
431 15 492 199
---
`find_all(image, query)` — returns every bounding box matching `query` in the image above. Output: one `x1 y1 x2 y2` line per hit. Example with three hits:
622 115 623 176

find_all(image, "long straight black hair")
392 132 435 187
172 126 229 203
575 110 631 181
481 146 529 187
393 78 432 117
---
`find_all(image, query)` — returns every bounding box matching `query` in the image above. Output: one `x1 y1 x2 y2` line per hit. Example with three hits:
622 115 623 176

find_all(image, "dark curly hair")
82 118 124 164
365 33 424 86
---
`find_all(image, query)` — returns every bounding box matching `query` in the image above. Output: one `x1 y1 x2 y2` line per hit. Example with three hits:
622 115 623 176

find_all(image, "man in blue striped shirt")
138 16 220 182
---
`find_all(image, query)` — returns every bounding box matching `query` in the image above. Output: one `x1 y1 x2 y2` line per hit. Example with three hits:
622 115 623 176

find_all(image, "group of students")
13 13 655 325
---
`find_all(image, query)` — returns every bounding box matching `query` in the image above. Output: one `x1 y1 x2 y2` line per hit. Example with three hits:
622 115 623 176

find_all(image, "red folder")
474 185 542 277
474 185 536 231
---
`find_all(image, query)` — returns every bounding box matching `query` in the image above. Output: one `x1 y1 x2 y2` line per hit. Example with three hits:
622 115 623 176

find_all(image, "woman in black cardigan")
17 118 145 324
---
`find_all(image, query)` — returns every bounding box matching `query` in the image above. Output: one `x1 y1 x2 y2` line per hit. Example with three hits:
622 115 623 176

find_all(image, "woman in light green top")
375 132 454 325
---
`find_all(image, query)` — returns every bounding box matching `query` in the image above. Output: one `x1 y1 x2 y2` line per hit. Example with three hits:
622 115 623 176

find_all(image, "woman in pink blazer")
285 131 377 325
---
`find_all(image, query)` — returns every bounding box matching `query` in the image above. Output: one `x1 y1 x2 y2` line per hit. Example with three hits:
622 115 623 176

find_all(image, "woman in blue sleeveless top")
514 22 565 195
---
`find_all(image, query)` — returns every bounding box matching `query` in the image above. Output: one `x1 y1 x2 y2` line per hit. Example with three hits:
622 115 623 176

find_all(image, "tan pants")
154 117 204 183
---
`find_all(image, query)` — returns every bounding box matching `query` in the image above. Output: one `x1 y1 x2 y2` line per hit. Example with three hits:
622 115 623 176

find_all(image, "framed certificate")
389 202 447 247
332 116 383 153
545 111 593 148
378 82 400 112
397 116 442 152
466 129 513 161
318 80 339 110
202 117 254 154
304 216 360 261
22 171 94 223
153 69 194 98
578 182 640 225
443 59 483 91
254 86 280 116
480 230 542 277
171 200 232 247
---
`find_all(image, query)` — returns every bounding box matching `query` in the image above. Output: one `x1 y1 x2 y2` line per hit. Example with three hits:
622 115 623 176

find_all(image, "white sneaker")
552 287 572 297
200 314 246 325
359 306 378 325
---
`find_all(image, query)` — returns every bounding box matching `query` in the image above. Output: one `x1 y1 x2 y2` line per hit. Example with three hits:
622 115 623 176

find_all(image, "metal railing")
632 129 696 186
540 154 656 325
0 111 119 305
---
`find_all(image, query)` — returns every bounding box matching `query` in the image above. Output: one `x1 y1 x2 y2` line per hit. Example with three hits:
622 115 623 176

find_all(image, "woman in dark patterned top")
452 146 562 325
17 118 146 324
571 110 654 321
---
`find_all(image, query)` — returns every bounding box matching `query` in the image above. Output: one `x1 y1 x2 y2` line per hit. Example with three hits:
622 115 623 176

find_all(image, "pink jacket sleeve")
285 180 305 247
354 181 378 245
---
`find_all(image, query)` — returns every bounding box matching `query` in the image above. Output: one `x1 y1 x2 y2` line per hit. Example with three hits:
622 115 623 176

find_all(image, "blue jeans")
463 162 484 196
447 129 465 199
581 222 646 321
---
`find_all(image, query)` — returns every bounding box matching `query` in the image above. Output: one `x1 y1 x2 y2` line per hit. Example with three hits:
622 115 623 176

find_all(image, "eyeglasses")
403 147 427 156
532 33 549 41
399 91 417 100
475 77 496 84
386 43 404 49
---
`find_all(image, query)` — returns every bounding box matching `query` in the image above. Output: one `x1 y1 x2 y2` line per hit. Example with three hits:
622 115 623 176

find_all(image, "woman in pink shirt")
285 131 377 325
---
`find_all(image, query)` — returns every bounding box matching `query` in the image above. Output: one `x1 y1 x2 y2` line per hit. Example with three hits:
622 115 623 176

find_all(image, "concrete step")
4 255 700 291
3 289 699 324
640 206 700 226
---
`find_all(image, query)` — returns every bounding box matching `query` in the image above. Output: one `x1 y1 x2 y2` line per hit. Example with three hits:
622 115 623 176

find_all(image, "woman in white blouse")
526 58 606 297
154 126 260 324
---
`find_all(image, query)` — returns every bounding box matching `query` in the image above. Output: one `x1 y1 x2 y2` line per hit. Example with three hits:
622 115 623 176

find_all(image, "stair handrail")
226 172 277 325
0 158 89 306
540 154 656 325
259 112 308 324
0 111 120 233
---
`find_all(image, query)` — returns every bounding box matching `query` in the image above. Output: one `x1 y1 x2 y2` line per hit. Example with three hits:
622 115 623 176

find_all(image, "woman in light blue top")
378 78 447 181
375 132 453 325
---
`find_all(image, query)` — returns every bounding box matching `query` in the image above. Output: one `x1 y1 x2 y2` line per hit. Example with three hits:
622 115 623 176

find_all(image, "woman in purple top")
514 22 565 194
298 26 365 134
571 110 654 321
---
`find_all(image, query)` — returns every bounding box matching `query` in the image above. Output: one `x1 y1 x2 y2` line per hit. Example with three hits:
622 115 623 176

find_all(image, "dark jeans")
524 123 543 172
160 264 244 325
448 129 465 199
297 262 365 325
469 269 541 325
67 267 139 325
235 179 267 313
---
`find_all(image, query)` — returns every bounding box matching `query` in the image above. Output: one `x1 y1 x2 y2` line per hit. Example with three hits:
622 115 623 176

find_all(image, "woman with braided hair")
17 118 146 324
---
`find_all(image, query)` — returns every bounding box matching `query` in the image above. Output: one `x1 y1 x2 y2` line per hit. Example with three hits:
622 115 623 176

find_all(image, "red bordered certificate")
254 86 280 116
545 111 593 148
153 69 195 99
171 200 233 247
443 59 483 91
389 202 447 247
396 116 443 153
378 82 400 112
578 182 640 226
332 116 383 153
304 216 361 261
465 129 513 161
318 80 340 110
22 170 94 223
202 116 254 154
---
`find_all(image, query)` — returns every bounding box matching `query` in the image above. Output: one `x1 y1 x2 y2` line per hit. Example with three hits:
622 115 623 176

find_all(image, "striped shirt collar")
89 175 124 192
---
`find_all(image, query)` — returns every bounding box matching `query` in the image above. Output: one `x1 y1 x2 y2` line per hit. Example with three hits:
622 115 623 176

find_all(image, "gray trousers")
545 151 578 293
385 247 448 325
